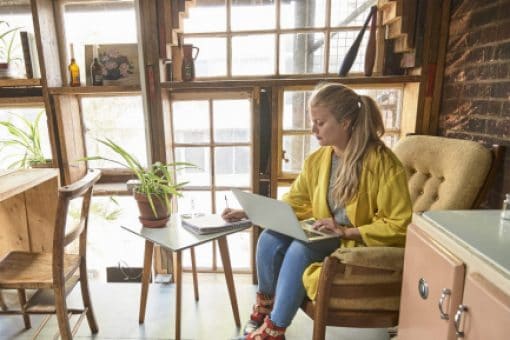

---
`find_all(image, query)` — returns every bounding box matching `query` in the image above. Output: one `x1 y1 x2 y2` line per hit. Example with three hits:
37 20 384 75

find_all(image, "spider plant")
0 110 47 169
84 138 195 216
0 20 22 64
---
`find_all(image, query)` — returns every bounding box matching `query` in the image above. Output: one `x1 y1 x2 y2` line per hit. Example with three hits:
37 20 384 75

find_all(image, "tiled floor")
0 273 390 340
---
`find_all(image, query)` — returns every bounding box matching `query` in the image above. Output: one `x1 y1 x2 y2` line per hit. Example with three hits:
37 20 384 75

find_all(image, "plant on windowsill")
83 138 196 228
0 20 22 79
0 110 51 169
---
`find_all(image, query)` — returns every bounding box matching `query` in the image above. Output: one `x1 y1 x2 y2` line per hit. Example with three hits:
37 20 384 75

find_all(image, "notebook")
232 189 339 243
181 214 252 235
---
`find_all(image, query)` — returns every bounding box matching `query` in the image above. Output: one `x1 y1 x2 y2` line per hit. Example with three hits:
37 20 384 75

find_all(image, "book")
19 31 32 78
181 214 251 235
19 31 40 79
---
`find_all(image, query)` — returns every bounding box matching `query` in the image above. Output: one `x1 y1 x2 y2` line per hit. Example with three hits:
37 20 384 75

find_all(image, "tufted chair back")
393 135 499 212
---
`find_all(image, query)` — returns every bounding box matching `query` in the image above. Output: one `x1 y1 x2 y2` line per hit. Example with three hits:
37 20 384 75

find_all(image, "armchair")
301 135 504 340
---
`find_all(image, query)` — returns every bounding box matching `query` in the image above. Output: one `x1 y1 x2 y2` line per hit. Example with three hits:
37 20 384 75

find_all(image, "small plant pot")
29 159 53 168
134 191 170 228
0 62 15 79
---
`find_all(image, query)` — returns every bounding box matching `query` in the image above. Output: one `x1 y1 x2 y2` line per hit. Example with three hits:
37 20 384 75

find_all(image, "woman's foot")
243 292 273 335
246 316 286 340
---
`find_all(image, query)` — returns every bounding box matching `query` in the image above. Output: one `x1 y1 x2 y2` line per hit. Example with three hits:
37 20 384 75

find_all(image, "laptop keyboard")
303 229 323 238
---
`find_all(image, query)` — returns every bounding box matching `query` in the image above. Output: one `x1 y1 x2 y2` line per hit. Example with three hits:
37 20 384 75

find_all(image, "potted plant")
0 110 50 169
0 20 22 78
85 138 195 228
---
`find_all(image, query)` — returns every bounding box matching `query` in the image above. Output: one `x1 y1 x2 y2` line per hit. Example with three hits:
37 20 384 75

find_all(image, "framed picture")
84 43 139 86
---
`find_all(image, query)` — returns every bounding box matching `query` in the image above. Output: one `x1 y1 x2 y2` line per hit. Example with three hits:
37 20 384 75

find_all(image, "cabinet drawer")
456 273 510 339
398 224 465 340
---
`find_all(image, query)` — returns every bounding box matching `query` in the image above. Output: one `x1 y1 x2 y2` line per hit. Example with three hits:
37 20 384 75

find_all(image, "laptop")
232 188 339 243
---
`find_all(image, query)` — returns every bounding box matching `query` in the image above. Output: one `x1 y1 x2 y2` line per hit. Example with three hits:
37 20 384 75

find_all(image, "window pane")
281 0 326 29
213 99 251 143
81 96 147 168
214 146 251 187
357 88 402 130
280 32 324 75
328 30 368 74
232 34 275 76
172 100 210 143
282 135 320 173
330 0 372 27
0 107 51 169
216 232 251 269
283 91 312 130
63 2 137 82
184 37 227 78
183 0 226 33
183 243 213 268
177 191 212 215
174 147 211 187
0 6 37 77
215 190 244 213
231 0 275 31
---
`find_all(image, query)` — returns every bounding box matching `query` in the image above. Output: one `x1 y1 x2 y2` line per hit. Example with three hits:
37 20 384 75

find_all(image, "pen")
225 195 229 209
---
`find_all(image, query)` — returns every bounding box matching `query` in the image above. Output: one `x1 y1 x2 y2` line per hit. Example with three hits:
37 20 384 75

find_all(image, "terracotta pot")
134 191 170 228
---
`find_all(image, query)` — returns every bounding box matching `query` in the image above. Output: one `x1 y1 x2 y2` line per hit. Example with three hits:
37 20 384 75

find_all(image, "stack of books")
181 214 251 235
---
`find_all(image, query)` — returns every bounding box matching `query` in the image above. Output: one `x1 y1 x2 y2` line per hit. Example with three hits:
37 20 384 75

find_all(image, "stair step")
393 34 413 53
387 17 403 39
381 1 398 25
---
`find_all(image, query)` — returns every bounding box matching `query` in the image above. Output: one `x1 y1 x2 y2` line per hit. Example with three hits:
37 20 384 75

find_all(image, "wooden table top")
0 168 59 202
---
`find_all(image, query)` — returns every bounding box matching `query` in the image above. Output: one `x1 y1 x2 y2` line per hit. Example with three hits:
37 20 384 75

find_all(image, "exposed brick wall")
438 0 510 208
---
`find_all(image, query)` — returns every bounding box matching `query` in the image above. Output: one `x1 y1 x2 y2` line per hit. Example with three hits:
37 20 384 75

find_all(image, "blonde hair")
308 83 386 206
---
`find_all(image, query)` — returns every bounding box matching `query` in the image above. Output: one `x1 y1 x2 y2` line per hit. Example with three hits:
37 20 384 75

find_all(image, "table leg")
173 250 182 340
190 247 199 301
139 240 154 324
218 236 241 327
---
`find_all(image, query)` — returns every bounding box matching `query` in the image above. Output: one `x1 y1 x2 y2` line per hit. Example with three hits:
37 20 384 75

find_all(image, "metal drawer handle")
418 278 429 299
454 304 468 337
438 288 451 320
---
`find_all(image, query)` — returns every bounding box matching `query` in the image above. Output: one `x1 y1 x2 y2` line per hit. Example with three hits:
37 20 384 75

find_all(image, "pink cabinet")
398 224 465 340
456 273 510 339
399 212 510 340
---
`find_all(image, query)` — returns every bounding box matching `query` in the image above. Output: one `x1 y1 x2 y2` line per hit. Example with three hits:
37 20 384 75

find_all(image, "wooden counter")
0 169 59 256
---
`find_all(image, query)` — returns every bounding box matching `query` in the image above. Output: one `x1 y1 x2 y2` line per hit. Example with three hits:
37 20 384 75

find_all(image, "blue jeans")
256 229 339 327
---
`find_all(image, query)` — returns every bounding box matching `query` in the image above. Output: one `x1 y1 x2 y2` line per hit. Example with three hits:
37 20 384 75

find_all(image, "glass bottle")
502 194 510 220
90 58 104 86
68 44 80 87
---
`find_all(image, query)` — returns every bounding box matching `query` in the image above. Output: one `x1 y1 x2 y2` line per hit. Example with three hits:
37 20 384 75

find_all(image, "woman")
223 83 412 340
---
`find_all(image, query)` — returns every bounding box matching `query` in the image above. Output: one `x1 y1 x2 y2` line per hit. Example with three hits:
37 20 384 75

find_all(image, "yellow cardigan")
281 145 412 299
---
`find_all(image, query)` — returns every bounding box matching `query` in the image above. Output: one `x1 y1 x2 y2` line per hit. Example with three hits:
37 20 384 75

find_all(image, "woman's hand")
221 208 247 222
313 218 347 237
312 218 362 241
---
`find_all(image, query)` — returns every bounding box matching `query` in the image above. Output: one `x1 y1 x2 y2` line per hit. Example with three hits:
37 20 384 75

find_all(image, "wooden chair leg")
54 286 73 340
80 260 99 333
190 247 199 301
16 289 31 329
0 290 7 311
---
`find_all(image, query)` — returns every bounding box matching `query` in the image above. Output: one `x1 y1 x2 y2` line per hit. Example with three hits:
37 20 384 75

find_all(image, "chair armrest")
331 246 404 272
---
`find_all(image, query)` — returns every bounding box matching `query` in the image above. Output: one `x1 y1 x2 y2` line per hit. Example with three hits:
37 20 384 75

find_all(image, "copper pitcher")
182 44 199 81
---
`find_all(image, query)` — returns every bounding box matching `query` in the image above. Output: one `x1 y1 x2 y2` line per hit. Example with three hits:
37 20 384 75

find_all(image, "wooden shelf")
162 75 422 90
0 96 44 106
47 85 142 95
0 78 41 87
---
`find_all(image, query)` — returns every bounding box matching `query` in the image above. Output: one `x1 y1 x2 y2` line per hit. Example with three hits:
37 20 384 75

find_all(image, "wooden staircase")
379 0 423 68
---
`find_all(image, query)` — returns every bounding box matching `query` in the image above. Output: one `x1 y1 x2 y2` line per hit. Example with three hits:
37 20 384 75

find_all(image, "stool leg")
190 247 199 301
17 289 31 329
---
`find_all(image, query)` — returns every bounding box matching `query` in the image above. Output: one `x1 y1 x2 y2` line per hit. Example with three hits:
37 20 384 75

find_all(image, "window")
171 91 254 271
0 106 52 169
183 0 373 78
81 96 148 168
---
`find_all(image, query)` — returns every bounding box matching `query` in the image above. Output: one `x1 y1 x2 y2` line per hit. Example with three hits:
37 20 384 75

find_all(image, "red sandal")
246 316 286 340
243 292 274 335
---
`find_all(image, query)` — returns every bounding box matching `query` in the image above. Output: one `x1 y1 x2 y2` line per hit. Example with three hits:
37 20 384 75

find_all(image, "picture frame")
84 43 139 86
